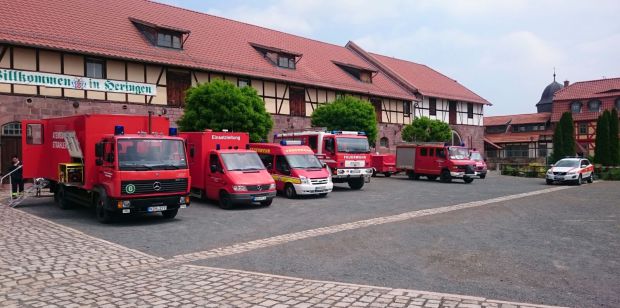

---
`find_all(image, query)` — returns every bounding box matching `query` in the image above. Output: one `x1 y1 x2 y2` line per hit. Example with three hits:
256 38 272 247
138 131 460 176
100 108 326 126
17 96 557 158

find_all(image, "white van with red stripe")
546 158 594 185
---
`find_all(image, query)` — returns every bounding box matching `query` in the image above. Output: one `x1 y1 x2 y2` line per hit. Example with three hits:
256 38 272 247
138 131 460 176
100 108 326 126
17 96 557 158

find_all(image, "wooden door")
449 101 457 125
166 70 191 107
1 136 21 173
371 98 382 123
289 88 306 116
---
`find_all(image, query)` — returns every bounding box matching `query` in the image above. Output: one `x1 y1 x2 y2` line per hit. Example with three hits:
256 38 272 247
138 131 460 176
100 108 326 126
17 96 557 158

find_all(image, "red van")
181 131 276 209
250 141 333 198
469 150 488 179
396 143 477 183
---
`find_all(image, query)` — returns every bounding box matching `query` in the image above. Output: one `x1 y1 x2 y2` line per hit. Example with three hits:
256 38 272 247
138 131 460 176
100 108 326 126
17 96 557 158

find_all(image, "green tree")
610 108 619 165
560 112 575 158
177 79 273 142
401 116 452 143
595 110 611 165
310 95 378 144
550 122 564 163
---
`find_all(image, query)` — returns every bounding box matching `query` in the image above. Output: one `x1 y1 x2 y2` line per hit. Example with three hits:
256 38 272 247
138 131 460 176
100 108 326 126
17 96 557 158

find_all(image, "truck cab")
250 141 333 198
274 129 373 190
182 131 276 209
396 143 477 183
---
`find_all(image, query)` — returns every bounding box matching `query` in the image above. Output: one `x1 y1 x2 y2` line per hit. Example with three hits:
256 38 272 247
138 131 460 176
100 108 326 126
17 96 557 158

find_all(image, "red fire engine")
21 114 191 223
273 129 373 189
396 143 477 183
181 131 276 209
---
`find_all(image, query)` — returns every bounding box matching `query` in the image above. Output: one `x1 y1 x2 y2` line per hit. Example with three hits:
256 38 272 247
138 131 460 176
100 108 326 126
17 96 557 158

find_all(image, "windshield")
470 152 482 161
221 152 266 171
554 160 579 168
449 147 469 160
336 137 370 153
287 154 323 169
118 139 187 170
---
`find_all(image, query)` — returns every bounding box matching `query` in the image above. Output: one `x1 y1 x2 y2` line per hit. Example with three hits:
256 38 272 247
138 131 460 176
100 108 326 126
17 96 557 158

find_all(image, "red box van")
181 131 276 209
250 141 333 198
396 143 477 183
370 153 397 177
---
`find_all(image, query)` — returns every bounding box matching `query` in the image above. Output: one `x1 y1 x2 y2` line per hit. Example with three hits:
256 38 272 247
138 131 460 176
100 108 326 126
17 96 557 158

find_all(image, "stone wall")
453 124 485 154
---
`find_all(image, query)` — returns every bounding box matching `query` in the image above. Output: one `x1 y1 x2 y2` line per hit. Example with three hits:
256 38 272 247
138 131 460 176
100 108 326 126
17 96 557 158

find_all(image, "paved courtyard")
1 173 619 307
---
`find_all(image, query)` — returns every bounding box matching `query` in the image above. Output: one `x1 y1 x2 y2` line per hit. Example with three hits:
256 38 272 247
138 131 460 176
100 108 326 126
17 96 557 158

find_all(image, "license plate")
555 176 564 180
148 205 167 212
253 196 267 201
351 169 361 174
315 186 326 191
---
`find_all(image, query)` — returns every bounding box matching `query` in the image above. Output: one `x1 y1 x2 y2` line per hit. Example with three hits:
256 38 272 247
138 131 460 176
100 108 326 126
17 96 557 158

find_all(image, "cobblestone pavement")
0 187 573 308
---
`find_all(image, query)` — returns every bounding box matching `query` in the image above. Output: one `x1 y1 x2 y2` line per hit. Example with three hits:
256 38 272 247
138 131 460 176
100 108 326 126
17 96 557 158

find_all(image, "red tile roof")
554 78 620 100
0 0 414 101
485 131 551 144
484 112 551 126
345 42 489 105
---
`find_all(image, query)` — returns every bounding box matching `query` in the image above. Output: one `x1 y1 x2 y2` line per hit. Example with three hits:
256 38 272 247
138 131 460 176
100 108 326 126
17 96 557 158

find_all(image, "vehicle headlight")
269 183 276 190
121 200 131 208
232 185 247 192
567 170 578 175
179 196 186 204
337 169 345 174
299 175 310 184
546 169 553 174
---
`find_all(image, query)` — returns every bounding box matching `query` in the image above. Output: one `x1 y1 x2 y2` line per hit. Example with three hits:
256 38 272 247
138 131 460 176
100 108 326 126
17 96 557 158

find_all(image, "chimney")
564 80 570 87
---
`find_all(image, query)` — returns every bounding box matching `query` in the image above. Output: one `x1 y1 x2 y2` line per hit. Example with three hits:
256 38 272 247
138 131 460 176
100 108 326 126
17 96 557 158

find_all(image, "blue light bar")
281 140 303 146
169 127 178 136
114 125 124 135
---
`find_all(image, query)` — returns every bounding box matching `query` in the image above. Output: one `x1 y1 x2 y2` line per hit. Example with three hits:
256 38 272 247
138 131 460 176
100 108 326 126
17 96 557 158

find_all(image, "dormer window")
250 42 302 70
333 61 376 83
571 101 582 113
130 17 189 50
587 99 601 112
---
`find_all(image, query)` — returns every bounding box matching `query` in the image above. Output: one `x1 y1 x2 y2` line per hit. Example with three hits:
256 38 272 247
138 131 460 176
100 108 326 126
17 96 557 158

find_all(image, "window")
436 148 445 158
85 58 105 79
157 32 182 49
578 122 587 135
588 100 601 112
403 101 411 116
467 103 474 119
429 148 434 156
1 122 21 136
616 97 620 110
276 156 290 173
258 154 273 169
333 61 375 83
26 123 43 145
379 137 389 148
209 154 222 172
429 97 437 116
420 148 428 156
277 55 296 69
238 78 251 88
571 101 582 113
325 138 334 153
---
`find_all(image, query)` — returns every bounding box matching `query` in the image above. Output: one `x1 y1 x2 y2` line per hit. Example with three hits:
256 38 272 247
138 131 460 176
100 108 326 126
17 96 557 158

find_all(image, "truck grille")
121 178 188 195
310 178 329 185
457 165 475 174
247 184 272 191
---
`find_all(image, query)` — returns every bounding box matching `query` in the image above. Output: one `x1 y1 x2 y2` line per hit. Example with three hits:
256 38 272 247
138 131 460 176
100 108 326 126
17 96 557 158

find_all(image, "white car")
546 158 594 185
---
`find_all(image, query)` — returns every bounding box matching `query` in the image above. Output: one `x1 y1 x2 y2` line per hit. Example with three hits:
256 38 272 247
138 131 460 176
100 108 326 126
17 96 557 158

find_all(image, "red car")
469 150 487 179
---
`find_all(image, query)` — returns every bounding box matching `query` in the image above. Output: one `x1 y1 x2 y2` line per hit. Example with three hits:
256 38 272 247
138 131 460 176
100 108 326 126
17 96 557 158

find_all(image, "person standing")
8 155 24 199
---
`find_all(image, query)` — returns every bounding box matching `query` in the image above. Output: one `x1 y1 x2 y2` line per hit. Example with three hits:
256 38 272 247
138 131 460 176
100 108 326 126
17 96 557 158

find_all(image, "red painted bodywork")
21 114 190 199
469 150 488 174
181 131 275 201
370 153 397 174
396 144 476 177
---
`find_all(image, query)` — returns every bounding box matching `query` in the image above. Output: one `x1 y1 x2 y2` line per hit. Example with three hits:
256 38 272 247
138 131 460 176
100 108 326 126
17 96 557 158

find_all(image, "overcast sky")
158 0 619 116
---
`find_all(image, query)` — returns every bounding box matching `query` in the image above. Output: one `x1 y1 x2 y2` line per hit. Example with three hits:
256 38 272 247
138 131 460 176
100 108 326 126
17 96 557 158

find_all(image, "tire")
463 177 474 184
427 175 437 181
348 178 364 190
284 183 297 199
162 209 178 219
440 169 452 183
55 185 73 210
546 179 553 185
575 175 582 186
407 171 415 180
587 174 593 183
371 169 377 177
260 199 273 207
318 193 328 198
383 172 392 178
479 173 486 179
95 193 114 224
218 191 234 210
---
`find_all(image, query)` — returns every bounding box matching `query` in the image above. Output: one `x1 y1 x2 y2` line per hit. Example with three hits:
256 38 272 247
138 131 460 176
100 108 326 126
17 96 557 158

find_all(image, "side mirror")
189 147 195 158
322 163 327 168
95 158 103 166
95 143 104 157
210 165 218 173
550 164 554 167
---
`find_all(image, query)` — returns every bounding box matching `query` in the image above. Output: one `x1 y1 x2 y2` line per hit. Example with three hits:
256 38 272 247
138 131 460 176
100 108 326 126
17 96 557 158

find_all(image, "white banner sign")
0 68 157 96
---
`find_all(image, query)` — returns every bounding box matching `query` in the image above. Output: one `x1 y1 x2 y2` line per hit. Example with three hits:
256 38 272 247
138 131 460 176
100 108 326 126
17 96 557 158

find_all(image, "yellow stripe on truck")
272 174 302 184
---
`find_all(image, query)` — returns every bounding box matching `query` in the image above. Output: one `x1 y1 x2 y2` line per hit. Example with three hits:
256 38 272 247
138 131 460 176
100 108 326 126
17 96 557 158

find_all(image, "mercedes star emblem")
153 182 162 191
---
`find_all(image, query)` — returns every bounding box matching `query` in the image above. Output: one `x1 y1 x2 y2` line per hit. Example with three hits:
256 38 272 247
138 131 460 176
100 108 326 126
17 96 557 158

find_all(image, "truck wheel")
440 170 452 183
587 174 593 183
162 209 178 219
55 185 73 210
575 175 582 186
546 179 553 185
95 194 114 224
463 177 474 184
318 193 328 198
371 169 377 177
348 178 364 190
260 199 273 207
479 173 486 179
383 172 392 177
427 175 437 181
284 184 297 199
407 171 415 180
219 191 234 210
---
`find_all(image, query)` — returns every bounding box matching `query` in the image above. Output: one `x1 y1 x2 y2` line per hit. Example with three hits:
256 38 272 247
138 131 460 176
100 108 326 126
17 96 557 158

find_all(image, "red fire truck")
370 153 398 177
273 129 373 189
250 141 333 198
21 114 191 223
395 143 477 183
181 131 276 209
